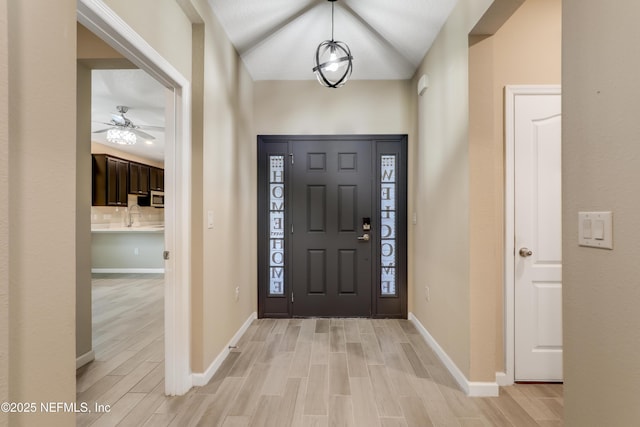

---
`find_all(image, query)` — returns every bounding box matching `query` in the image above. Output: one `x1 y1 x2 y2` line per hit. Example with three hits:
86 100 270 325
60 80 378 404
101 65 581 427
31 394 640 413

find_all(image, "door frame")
257 134 408 319
504 85 561 385
77 0 193 395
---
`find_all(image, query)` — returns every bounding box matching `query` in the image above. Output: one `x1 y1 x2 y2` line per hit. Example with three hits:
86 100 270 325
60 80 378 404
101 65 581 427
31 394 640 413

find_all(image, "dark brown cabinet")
129 162 150 195
93 154 128 206
150 167 164 191
92 154 164 206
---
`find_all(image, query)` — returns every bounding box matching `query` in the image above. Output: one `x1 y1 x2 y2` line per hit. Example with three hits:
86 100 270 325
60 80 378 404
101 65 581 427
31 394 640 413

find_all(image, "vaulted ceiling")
90 0 459 162
207 0 458 81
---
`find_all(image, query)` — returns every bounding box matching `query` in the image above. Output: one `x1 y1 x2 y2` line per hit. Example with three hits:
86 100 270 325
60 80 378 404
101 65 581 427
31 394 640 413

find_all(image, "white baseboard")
495 371 512 386
408 313 499 397
192 312 257 387
76 350 95 369
468 381 500 397
91 268 164 274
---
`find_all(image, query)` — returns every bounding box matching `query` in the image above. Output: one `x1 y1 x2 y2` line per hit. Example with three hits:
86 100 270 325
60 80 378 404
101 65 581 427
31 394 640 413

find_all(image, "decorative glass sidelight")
381 155 397 296
269 155 285 295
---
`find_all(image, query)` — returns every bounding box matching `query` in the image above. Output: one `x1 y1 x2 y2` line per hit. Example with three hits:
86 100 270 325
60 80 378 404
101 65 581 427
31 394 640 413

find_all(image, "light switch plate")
578 211 613 249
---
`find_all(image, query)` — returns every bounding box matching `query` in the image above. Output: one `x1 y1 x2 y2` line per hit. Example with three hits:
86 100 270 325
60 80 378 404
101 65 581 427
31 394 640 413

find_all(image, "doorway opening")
257 135 407 318
77 0 192 395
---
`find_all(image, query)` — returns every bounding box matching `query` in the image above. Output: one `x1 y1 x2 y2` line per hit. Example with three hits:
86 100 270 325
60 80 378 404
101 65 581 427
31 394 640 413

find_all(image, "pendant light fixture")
312 0 353 88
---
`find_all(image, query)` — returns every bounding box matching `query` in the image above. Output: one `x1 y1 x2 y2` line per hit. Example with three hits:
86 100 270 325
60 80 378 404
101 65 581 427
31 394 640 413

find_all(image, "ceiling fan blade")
92 128 111 134
130 128 156 140
136 124 165 131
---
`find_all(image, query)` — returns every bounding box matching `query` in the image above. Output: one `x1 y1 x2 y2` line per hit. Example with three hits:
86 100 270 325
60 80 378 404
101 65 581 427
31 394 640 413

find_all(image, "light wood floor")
77 274 563 426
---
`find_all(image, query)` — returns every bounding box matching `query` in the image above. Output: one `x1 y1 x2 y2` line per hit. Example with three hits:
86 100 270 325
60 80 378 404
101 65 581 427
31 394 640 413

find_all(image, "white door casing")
505 86 562 383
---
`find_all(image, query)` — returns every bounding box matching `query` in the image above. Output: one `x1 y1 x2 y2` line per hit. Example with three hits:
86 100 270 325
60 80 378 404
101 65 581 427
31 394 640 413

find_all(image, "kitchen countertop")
91 224 165 233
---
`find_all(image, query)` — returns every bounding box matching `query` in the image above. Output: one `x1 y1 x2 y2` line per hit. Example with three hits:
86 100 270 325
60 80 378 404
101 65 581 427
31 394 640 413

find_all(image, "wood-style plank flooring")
77 274 563 426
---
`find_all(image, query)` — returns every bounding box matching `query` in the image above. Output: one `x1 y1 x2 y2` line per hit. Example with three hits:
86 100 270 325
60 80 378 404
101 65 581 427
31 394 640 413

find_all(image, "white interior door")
514 89 563 381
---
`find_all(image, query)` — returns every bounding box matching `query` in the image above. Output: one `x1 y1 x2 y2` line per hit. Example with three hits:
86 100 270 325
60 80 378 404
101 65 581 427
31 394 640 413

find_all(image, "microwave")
150 190 164 208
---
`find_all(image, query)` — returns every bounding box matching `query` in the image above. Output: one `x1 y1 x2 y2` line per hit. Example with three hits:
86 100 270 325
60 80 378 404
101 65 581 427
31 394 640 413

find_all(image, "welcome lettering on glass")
381 155 397 296
269 155 285 295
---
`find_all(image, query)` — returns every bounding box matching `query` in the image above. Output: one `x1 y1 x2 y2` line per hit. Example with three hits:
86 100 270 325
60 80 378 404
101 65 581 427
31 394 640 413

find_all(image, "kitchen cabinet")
92 154 128 206
92 154 164 206
150 167 164 191
129 162 150 195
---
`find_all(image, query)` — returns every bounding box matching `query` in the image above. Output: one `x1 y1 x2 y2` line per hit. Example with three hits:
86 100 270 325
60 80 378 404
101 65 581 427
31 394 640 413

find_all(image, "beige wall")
563 0 640 424
0 0 8 424
468 0 561 380
190 23 205 370
7 0 77 425
102 0 192 79
189 0 256 373
410 0 493 379
77 23 120 58
254 80 413 135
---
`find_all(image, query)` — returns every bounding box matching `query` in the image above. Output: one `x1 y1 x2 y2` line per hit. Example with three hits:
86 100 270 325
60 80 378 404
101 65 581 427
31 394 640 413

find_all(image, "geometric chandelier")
312 0 353 88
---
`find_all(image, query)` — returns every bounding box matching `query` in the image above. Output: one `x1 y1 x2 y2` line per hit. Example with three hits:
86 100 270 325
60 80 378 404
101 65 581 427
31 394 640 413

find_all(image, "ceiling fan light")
106 128 137 145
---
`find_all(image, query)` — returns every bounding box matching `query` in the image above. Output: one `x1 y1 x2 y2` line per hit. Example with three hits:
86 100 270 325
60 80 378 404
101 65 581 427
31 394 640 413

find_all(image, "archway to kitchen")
76 0 192 396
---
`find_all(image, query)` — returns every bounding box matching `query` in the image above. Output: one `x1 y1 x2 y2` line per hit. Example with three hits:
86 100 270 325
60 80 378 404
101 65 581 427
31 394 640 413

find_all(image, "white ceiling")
91 69 166 162
207 0 458 81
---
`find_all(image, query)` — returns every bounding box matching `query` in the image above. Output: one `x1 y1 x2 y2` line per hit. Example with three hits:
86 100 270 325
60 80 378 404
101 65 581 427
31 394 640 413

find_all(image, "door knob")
519 247 533 257
357 233 370 242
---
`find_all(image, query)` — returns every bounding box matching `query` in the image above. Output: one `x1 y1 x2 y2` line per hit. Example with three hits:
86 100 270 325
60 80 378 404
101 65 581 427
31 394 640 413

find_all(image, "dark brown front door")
290 138 372 316
258 135 407 318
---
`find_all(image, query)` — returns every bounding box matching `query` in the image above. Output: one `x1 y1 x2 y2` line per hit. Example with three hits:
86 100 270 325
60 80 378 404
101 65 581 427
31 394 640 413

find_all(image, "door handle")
519 247 533 257
357 233 370 242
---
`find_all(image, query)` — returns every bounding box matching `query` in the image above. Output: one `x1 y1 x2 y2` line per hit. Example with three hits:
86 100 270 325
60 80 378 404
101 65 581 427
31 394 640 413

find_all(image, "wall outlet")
425 286 430 302
134 247 139 256
235 286 240 301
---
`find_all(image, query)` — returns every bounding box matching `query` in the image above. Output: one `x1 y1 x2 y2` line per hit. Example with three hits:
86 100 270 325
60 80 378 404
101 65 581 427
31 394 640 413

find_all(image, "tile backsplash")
91 195 164 228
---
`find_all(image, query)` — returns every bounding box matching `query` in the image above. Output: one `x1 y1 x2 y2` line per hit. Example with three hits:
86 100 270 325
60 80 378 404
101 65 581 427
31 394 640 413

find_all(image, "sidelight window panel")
269 155 286 295
380 155 397 296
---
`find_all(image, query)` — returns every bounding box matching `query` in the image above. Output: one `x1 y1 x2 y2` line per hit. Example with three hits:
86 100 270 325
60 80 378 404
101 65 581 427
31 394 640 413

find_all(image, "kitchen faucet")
128 204 141 227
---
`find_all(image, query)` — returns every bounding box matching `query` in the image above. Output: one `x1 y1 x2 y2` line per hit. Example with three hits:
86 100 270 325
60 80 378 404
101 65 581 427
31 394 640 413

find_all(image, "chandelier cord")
312 0 353 88
331 1 335 41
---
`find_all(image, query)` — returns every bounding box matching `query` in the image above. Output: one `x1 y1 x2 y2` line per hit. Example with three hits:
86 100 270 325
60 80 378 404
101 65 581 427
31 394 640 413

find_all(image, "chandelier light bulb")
326 50 340 72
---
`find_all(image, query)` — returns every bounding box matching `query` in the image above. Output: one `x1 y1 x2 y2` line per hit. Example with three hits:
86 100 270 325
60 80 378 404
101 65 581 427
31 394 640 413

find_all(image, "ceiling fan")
93 105 164 144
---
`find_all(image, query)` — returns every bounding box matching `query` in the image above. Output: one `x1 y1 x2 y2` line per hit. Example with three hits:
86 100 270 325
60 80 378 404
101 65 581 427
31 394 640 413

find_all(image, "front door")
290 139 372 316
258 135 407 318
512 87 563 381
